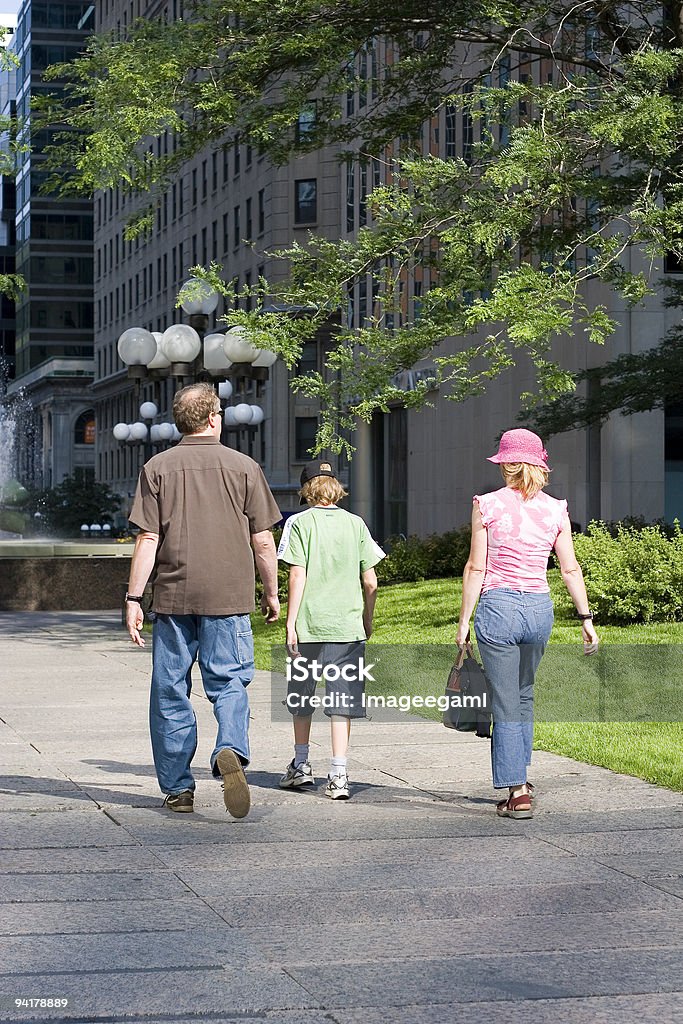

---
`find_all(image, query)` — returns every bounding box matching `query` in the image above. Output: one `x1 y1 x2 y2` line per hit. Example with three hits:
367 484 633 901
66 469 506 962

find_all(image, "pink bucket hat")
487 429 549 469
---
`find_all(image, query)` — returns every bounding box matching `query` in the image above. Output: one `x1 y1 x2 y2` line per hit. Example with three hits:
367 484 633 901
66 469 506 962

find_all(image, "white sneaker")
325 773 350 800
279 759 315 789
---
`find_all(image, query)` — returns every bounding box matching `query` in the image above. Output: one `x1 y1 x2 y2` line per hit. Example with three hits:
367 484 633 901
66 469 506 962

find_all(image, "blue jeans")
474 589 554 789
150 614 254 795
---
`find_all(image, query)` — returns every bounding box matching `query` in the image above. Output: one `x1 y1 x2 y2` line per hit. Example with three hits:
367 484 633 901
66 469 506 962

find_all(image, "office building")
1 0 96 489
97 10 681 535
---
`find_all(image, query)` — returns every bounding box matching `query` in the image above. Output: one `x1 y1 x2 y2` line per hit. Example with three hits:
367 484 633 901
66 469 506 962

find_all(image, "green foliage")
376 527 471 583
554 522 683 625
34 1 683 451
520 328 683 436
29 475 121 538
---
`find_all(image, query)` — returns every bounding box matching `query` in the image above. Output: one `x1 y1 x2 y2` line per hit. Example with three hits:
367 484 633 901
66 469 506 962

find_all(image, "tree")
519 332 683 438
36 1 683 453
30 475 121 537
0 32 26 301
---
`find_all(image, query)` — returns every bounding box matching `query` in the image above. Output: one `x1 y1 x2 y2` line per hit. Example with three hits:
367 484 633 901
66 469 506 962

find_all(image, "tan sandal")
496 793 533 819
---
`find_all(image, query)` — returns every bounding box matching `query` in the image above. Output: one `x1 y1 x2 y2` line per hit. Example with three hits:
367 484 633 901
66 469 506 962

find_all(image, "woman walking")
456 429 599 820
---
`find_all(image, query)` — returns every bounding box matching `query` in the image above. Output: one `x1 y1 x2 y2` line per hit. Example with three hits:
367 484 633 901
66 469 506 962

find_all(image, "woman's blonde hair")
299 476 348 506
500 462 549 500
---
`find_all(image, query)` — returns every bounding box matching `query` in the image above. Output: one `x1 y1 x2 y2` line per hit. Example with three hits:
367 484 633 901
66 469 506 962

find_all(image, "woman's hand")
455 622 471 648
582 619 599 655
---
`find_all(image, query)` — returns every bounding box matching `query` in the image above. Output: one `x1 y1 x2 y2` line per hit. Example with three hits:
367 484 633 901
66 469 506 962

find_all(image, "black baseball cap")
299 459 337 504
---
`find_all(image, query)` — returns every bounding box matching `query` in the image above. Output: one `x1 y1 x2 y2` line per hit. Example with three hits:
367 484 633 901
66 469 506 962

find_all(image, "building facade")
95 10 682 536
95 1 346 522
0 0 96 490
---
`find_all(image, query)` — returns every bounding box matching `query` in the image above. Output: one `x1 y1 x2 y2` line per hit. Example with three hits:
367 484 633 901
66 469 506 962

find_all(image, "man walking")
125 382 281 819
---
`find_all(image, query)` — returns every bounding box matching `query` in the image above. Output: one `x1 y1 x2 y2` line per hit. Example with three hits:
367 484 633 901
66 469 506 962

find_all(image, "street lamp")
114 279 280 461
112 401 180 459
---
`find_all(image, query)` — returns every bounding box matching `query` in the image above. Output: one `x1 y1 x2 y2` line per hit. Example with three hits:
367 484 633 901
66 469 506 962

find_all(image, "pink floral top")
474 487 568 594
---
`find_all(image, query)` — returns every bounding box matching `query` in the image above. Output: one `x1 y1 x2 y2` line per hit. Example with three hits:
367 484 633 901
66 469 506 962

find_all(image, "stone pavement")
0 611 681 1024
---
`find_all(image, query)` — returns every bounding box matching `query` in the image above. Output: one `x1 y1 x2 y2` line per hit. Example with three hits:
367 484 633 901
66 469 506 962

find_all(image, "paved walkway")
0 611 681 1024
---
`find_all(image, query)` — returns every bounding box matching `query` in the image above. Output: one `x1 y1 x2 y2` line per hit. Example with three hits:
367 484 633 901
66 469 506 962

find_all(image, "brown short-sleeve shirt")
129 436 281 615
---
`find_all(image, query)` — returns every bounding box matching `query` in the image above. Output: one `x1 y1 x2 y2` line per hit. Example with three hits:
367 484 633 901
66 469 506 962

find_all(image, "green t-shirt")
277 506 385 642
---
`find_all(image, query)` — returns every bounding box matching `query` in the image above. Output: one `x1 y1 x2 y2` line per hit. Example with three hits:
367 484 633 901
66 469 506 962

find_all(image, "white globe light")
139 401 158 420
89 523 102 533
249 405 265 425
157 422 175 441
203 332 233 372
150 424 161 442
102 524 112 533
159 324 201 363
129 421 148 441
171 425 182 441
224 407 237 426
117 327 157 366
251 349 278 368
112 422 130 441
80 523 89 533
148 332 171 370
233 402 253 424
179 278 220 315
223 326 261 363
218 380 233 400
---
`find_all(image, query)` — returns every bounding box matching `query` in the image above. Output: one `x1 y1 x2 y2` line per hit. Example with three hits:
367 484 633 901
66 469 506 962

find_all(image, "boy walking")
277 460 385 799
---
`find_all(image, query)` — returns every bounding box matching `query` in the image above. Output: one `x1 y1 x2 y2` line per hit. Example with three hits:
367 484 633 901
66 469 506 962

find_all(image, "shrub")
560 521 683 624
377 526 471 584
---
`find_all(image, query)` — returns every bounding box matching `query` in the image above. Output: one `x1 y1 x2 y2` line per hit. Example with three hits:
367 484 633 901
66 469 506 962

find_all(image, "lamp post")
112 401 180 460
114 279 279 461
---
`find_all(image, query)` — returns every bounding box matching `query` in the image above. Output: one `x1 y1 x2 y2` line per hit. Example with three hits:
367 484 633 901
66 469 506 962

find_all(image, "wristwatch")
125 594 144 603
577 612 593 620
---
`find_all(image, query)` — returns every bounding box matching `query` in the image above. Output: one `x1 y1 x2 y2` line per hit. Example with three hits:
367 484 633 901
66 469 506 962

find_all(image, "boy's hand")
286 624 298 655
363 615 373 639
261 592 280 623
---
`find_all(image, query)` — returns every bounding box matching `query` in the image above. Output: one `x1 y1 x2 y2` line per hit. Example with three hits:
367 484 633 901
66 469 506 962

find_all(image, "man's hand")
126 601 146 647
261 592 280 623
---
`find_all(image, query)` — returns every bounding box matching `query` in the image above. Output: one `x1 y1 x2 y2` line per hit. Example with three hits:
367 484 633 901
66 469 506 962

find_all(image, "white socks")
330 755 347 779
294 743 309 768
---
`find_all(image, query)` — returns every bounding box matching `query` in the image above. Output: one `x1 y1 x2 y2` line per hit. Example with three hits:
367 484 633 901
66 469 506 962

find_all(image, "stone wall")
0 556 133 611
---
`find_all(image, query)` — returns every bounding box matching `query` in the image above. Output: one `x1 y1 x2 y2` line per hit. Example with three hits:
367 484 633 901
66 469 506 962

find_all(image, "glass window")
445 105 457 159
346 161 354 232
295 179 317 224
295 416 318 461
246 197 252 240
233 205 240 249
297 341 318 374
258 188 265 234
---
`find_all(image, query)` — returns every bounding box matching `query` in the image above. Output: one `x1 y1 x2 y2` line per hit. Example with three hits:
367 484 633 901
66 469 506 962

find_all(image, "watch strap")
125 594 144 603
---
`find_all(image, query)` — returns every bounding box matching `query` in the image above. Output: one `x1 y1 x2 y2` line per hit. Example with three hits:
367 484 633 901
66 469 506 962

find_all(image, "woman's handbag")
443 642 491 738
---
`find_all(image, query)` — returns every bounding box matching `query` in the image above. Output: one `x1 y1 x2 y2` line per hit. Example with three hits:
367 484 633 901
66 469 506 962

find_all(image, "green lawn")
253 572 683 792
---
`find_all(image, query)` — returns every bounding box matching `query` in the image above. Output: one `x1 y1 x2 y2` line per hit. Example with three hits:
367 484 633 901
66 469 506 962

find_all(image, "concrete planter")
0 542 135 611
